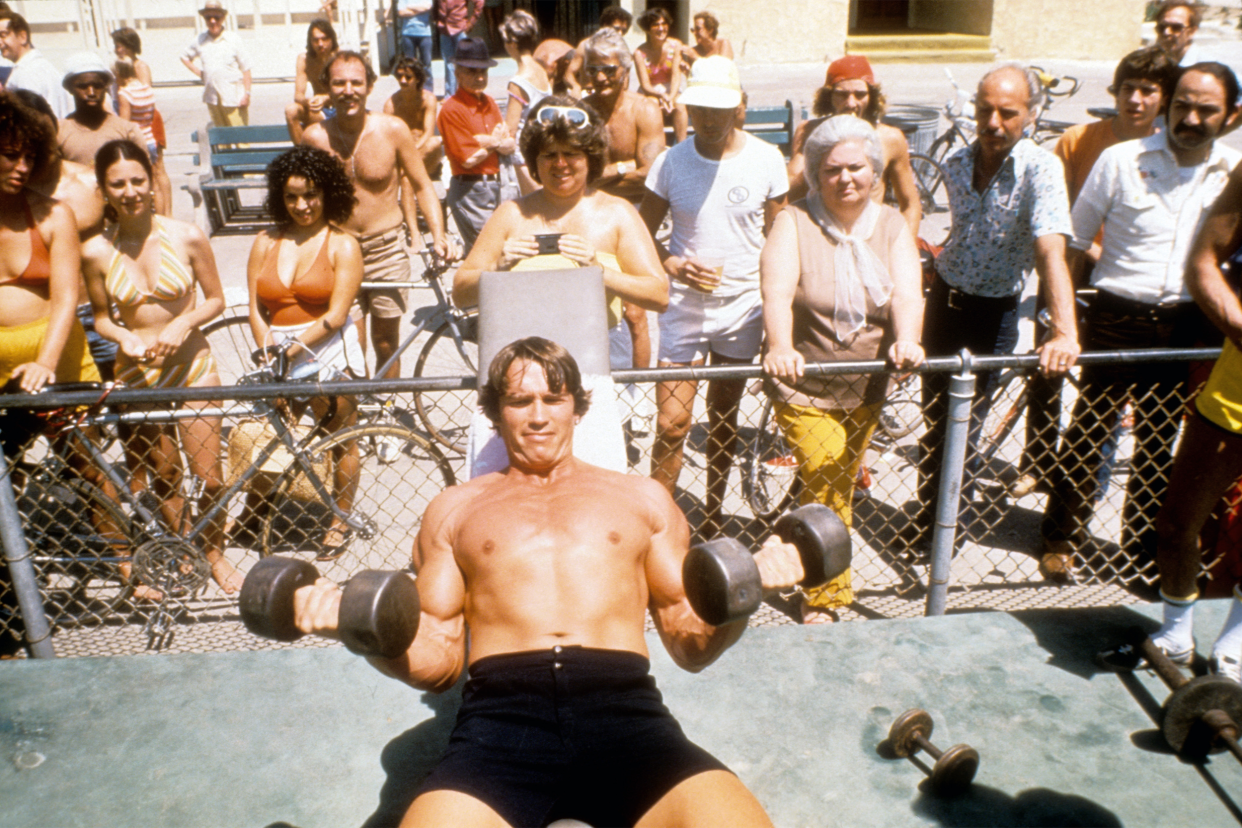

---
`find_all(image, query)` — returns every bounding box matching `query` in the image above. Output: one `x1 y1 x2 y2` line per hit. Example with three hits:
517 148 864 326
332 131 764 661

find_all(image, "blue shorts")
417 646 730 826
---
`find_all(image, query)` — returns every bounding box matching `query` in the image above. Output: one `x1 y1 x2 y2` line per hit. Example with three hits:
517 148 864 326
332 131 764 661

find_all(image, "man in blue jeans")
396 0 433 92
906 63 1080 555
436 0 483 98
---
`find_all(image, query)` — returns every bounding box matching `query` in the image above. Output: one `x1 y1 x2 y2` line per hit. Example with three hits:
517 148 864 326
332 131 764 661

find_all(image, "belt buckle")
946 287 964 311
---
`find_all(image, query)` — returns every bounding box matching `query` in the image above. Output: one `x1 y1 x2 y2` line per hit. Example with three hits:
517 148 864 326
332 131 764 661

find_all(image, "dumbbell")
682 503 851 626
1124 628 1242 762
239 556 420 659
887 709 979 795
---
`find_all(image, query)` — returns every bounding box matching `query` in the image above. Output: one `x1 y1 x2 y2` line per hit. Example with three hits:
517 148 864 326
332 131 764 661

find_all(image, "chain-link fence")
0 346 1234 658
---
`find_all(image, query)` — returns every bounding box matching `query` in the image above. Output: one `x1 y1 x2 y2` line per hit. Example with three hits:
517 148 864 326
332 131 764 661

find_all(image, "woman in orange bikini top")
0 96 94 394
81 139 240 595
246 145 363 561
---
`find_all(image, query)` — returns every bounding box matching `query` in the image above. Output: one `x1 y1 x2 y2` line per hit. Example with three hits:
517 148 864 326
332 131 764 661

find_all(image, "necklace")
328 117 363 179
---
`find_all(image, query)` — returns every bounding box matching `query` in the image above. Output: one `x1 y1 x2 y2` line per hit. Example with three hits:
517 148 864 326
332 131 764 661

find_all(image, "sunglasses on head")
586 63 623 77
536 105 591 127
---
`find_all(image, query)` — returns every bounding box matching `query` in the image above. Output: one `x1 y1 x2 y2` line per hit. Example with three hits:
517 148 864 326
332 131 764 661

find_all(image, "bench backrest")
192 124 296 175
663 100 802 158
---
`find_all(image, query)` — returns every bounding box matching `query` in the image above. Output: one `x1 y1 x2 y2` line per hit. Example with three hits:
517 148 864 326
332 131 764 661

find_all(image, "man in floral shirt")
905 63 1080 553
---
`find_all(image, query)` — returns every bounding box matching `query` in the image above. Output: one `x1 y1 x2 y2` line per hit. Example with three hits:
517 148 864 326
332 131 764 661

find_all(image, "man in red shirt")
437 37 517 252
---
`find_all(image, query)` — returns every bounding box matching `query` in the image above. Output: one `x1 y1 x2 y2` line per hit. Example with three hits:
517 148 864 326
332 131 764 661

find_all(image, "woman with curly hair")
81 139 235 592
453 96 667 476
245 145 363 560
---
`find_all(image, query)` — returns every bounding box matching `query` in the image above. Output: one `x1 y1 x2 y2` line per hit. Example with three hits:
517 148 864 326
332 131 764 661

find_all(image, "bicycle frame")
369 254 476 383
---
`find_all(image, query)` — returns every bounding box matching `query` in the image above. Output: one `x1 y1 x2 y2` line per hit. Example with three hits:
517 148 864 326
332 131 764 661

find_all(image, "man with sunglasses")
438 36 518 253
56 53 148 170
1153 1 1204 66
180 0 252 127
639 56 789 539
582 27 667 399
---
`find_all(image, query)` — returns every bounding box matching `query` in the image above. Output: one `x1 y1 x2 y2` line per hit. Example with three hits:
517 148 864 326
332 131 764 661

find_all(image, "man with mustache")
301 50 450 385
905 63 1080 556
1040 63 1241 591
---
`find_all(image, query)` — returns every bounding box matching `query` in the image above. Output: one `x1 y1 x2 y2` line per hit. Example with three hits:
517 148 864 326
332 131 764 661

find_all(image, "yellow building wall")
989 0 1145 61
667 0 1143 64
681 0 851 63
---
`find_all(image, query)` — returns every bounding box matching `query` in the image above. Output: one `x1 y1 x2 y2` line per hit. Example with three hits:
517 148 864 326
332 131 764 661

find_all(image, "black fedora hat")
453 37 497 68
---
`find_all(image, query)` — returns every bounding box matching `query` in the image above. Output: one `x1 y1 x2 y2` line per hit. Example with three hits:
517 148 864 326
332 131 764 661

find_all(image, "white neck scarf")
806 196 891 340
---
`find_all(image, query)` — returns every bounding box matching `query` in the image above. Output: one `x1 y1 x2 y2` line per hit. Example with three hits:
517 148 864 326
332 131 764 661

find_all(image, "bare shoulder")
301 120 330 148
878 123 909 153
160 216 209 251
80 233 115 269
371 111 414 138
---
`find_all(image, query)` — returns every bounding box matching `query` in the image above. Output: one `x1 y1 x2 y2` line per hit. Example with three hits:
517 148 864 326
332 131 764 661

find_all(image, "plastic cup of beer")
696 255 725 293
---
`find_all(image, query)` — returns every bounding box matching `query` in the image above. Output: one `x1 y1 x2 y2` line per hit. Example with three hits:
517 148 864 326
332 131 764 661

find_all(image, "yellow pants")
0 317 100 388
773 400 879 610
207 104 249 127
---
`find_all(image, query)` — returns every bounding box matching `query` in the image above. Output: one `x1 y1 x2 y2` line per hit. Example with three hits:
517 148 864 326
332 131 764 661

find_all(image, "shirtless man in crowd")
786 55 921 238
285 18 338 143
300 51 451 381
384 54 442 252
294 337 804 827
582 27 666 376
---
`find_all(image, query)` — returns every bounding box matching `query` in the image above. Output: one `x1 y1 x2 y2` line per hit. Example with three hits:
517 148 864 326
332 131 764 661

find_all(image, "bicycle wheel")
259 423 456 572
413 317 478 454
877 374 923 441
909 153 950 247
16 471 135 623
741 397 802 520
202 312 256 384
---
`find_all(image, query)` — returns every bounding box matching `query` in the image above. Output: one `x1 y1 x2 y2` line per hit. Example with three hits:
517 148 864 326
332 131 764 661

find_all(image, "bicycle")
202 251 478 454
5 341 454 648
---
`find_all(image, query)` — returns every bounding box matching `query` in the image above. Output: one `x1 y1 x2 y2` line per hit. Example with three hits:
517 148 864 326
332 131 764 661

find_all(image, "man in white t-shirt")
639 56 789 538
180 1 253 127
0 10 72 118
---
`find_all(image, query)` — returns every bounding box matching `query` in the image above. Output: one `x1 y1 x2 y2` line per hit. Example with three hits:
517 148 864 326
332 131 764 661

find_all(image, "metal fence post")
926 350 977 617
0 448 56 658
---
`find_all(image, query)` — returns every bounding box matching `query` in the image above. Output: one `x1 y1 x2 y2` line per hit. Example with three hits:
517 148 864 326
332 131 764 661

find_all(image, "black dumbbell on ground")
239 556 420 659
1122 628 1242 761
887 709 979 795
682 503 851 626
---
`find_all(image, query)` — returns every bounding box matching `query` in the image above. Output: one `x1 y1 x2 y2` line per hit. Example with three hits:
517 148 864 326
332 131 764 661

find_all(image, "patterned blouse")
936 137 1072 298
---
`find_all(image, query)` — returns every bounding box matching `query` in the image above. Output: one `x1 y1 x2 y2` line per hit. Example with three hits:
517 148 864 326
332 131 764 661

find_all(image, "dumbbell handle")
911 731 943 761
1141 637 1191 692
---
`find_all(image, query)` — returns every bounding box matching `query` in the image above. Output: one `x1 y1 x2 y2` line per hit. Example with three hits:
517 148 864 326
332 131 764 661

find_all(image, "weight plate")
889 709 932 758
1162 675 1242 757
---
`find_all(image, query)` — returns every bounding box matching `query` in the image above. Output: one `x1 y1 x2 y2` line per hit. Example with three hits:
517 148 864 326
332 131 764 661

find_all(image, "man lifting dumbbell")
275 337 812 828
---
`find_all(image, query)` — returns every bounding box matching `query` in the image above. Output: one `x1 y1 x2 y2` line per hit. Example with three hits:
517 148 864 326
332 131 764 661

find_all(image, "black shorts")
417 646 730 827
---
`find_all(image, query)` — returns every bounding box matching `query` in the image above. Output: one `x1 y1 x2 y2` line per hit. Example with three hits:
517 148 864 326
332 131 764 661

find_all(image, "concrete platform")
4 600 1242 827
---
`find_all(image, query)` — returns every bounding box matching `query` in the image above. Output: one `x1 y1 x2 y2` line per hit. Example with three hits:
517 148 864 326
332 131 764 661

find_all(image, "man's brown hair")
479 337 592 425
1155 1 1203 28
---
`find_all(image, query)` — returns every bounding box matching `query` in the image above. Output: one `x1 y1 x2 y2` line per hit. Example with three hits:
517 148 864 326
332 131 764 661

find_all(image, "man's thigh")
636 769 773 828
401 789 512 828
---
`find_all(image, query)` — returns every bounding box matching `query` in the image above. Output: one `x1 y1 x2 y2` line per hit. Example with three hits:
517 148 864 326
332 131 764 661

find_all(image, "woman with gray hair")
760 115 925 624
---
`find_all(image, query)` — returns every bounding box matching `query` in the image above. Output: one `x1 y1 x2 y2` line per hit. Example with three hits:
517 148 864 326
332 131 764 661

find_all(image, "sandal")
317 527 353 562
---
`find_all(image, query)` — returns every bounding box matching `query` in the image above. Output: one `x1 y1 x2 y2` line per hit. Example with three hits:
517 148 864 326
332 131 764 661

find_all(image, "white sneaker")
376 435 402 465
1211 651 1242 684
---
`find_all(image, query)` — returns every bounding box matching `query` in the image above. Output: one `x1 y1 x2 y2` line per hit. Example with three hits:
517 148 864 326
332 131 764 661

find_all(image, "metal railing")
0 346 1227 658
